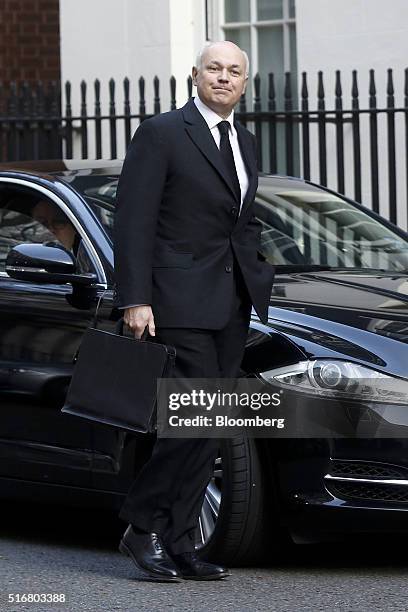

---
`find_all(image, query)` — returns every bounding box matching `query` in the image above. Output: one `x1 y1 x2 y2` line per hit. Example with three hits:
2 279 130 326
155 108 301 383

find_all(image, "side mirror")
5 243 98 286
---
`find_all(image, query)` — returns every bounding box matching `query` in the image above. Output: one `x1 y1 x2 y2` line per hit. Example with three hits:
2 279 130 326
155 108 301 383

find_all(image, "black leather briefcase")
61 319 176 434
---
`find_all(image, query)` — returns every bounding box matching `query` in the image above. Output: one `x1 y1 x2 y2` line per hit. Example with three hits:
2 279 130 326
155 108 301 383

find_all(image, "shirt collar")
194 95 235 132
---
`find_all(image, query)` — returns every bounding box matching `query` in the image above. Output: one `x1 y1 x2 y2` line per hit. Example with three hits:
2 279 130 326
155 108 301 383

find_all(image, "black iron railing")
0 68 407 226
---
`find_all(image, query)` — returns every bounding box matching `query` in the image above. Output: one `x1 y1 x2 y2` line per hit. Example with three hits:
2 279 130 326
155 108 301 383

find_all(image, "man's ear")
192 66 198 86
242 75 249 95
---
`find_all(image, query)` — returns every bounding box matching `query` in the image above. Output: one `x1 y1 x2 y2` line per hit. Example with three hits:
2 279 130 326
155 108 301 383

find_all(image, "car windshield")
70 174 408 273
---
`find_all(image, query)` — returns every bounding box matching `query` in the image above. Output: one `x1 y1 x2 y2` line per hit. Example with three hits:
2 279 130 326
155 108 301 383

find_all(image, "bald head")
192 40 249 118
196 41 249 78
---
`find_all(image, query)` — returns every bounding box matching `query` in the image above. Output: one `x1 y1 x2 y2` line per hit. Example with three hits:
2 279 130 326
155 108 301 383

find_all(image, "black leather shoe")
119 526 182 582
170 551 230 580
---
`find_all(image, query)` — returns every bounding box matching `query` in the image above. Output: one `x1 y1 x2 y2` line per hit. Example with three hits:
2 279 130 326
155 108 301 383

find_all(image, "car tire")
195 435 282 566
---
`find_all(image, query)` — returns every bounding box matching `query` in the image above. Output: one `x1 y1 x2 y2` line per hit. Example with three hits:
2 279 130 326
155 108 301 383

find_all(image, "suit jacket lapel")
182 98 240 204
234 119 258 218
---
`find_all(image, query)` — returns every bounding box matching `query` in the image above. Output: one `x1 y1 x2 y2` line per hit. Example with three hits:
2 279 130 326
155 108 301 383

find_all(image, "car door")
0 183 104 487
61 173 156 495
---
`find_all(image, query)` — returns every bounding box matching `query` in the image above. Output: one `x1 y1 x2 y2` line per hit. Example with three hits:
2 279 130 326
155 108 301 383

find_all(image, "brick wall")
0 0 60 84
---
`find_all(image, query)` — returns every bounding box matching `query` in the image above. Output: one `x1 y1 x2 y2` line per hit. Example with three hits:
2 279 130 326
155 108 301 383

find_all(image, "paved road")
1 502 408 612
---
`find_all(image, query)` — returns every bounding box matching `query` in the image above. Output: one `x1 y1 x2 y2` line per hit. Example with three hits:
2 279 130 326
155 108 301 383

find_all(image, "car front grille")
327 481 408 504
330 460 408 480
325 459 408 504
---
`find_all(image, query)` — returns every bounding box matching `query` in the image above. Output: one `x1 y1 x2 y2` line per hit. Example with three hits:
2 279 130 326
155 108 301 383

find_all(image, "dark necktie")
217 120 241 203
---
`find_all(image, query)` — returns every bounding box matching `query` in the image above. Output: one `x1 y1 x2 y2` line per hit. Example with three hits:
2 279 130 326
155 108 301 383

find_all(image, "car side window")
0 198 48 273
0 192 94 274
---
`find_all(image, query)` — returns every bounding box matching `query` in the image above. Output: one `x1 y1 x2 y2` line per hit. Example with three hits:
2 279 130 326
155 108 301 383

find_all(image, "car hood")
270 270 408 333
261 270 408 378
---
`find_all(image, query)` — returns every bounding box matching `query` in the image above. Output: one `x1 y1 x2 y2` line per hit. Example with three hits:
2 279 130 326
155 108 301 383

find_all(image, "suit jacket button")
225 265 232 273
231 206 238 216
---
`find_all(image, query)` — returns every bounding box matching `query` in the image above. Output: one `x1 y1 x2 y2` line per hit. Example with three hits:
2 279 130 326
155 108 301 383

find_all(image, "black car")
1 159 408 565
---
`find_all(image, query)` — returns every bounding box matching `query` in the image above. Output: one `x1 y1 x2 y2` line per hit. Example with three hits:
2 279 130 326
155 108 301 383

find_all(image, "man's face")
192 43 248 117
32 200 76 251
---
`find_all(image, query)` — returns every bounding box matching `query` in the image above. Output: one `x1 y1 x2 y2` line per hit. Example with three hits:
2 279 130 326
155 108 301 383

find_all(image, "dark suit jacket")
113 97 275 329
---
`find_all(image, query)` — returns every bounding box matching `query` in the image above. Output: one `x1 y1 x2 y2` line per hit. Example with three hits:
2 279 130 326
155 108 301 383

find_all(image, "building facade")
1 1 408 227
0 0 60 84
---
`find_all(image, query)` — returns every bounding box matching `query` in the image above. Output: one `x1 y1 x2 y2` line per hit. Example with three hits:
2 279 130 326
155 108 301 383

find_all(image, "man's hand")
123 305 155 339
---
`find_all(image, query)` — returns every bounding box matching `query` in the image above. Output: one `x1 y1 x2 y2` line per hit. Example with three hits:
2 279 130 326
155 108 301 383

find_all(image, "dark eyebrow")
207 60 242 70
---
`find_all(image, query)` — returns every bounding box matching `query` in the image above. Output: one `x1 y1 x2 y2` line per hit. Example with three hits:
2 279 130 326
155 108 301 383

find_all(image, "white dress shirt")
193 95 249 209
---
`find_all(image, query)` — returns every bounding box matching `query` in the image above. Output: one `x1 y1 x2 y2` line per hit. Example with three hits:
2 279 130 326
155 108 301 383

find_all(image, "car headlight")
259 360 408 404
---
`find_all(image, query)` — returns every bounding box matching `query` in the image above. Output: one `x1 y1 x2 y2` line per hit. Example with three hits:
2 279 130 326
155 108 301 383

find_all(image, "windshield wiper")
274 264 336 273
274 265 408 275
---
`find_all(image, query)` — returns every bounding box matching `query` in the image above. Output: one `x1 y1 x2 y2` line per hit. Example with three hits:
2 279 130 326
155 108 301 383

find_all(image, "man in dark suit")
113 41 275 582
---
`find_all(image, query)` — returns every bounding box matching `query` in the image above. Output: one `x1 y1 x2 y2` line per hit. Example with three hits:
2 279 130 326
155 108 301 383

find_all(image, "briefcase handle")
91 292 149 340
73 318 149 364
114 317 149 341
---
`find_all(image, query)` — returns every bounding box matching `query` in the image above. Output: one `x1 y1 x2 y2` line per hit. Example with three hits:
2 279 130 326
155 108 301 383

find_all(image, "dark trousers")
118 265 252 554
